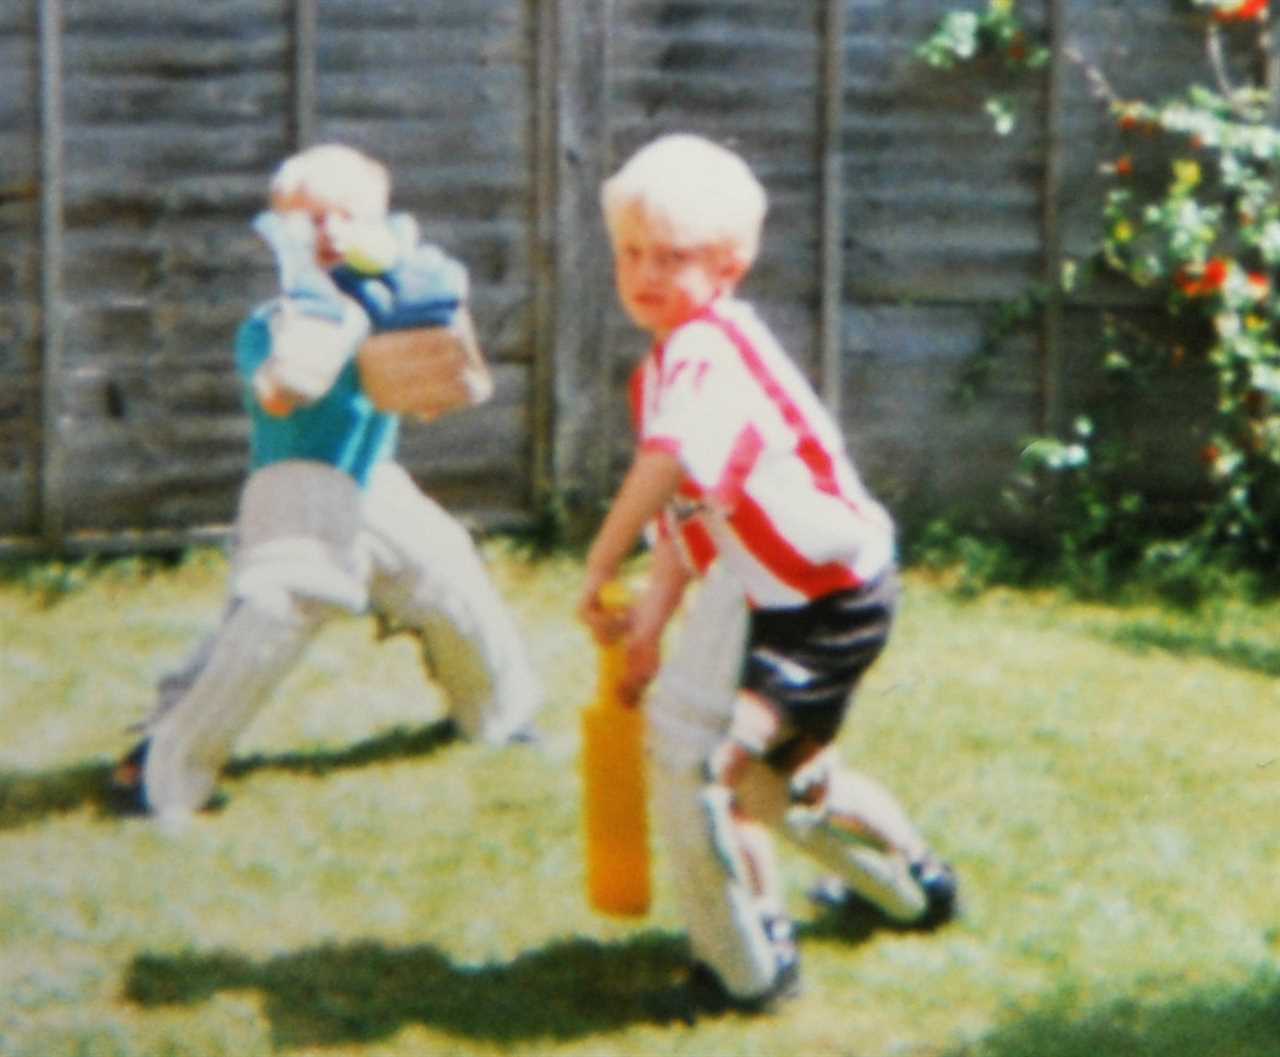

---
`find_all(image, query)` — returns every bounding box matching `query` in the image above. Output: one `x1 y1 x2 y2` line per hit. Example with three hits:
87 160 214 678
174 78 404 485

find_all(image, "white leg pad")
134 625 222 734
648 567 776 1000
827 767 929 861
783 822 924 921
776 769 928 923
361 463 541 743
731 752 927 922
143 595 320 818
651 764 777 999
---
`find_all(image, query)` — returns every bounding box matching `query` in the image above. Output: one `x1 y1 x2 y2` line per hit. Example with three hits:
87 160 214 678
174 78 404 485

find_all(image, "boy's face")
270 186 353 271
610 204 741 340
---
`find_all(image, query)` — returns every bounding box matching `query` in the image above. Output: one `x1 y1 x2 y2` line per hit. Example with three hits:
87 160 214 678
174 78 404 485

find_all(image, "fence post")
538 0 615 541
530 0 558 516
38 0 66 549
291 0 317 150
818 0 846 416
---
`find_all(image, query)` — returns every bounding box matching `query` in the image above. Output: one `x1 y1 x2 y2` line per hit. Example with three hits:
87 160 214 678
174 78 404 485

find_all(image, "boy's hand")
577 576 630 645
619 632 661 706
252 362 302 417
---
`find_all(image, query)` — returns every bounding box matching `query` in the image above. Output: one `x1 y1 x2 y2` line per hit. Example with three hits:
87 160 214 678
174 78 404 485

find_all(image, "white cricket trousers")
142 460 541 818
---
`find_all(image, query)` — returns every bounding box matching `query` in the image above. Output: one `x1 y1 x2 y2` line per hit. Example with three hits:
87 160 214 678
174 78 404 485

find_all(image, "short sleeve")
644 322 762 506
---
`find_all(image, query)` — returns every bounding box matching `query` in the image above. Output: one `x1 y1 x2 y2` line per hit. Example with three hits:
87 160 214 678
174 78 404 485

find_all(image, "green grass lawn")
2 543 1278 1057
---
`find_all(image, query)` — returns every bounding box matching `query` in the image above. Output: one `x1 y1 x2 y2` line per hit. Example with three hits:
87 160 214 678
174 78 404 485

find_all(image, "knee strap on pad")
698 783 753 889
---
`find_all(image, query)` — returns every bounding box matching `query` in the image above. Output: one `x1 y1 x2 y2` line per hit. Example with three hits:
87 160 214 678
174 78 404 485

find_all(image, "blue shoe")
107 737 227 817
809 857 960 931
910 856 960 929
108 739 150 815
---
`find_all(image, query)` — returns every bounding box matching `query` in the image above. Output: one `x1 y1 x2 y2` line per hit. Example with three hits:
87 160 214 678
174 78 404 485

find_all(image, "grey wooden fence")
0 0 1235 554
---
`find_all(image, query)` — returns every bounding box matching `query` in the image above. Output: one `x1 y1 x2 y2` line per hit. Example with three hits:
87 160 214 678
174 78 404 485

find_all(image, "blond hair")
270 143 390 220
601 133 768 269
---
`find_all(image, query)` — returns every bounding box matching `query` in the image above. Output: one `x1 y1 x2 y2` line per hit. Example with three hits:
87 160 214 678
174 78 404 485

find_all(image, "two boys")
121 133 956 1013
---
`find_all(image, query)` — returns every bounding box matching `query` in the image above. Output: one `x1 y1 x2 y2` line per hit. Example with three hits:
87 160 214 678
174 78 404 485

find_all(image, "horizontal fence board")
840 303 1041 520
0 0 1249 550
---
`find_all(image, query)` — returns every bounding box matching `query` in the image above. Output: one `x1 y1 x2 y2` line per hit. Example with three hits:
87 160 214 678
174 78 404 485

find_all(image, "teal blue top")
233 228 465 489
234 305 399 488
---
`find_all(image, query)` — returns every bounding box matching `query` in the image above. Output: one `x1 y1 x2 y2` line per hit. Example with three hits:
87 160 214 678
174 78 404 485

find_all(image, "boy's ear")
718 252 749 288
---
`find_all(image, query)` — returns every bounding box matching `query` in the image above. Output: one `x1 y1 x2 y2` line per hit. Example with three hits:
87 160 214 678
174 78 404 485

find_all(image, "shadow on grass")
1100 621 1280 678
798 901 911 947
125 930 707 1046
940 978 1280 1057
222 718 459 780
0 720 459 832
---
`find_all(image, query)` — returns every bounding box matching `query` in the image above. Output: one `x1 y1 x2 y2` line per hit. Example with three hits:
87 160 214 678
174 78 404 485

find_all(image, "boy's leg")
799 760 958 926
361 462 542 745
138 461 366 819
735 752 942 923
766 751 931 922
731 573 955 925
112 624 222 796
142 595 322 818
647 567 782 1003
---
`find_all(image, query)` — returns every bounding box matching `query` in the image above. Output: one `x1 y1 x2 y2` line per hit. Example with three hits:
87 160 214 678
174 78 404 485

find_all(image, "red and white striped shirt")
630 298 894 608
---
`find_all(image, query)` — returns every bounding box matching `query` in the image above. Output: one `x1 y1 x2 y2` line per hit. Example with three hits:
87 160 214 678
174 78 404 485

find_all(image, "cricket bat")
581 582 651 916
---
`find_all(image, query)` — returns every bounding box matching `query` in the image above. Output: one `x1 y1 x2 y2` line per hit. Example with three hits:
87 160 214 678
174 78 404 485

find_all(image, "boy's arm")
253 301 371 416
618 534 692 704
250 210 372 417
579 447 684 632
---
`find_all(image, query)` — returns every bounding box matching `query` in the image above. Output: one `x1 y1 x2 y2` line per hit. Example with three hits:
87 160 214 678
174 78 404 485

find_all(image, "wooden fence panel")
0 0 1253 551
309 0 541 521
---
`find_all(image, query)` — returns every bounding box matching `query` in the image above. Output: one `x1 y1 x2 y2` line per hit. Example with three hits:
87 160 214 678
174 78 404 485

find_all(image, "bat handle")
596 581 631 701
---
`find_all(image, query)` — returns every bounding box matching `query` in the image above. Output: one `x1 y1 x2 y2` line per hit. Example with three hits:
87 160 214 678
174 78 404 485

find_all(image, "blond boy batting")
578 133 958 1012
114 144 541 820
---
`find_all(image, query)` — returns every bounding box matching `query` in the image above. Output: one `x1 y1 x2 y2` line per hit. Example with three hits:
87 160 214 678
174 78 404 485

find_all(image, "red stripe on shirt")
730 492 863 598
680 517 718 573
712 423 764 506
701 306 855 509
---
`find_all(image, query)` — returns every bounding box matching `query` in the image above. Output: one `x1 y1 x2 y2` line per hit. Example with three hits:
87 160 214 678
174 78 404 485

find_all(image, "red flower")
1203 257 1229 291
1214 0 1269 22
1247 272 1270 299
1200 443 1222 466
1175 257 1231 297
1114 155 1134 176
